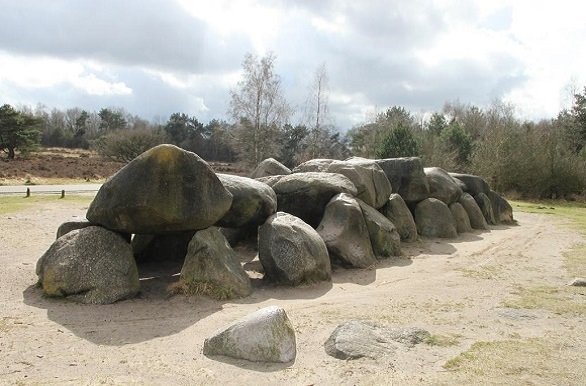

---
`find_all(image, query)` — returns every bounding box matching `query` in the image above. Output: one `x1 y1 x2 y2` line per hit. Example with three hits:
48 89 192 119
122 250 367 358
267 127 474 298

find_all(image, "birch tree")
229 52 291 166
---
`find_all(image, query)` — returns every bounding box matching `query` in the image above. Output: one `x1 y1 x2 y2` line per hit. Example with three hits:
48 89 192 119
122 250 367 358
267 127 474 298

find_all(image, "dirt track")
1 199 585 385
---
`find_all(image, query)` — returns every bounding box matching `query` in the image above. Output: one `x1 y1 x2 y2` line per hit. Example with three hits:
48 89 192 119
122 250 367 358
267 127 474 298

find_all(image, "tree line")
1 52 585 198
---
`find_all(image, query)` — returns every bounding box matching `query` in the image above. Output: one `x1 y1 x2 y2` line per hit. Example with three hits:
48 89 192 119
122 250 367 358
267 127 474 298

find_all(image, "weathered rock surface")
271 172 357 228
250 158 291 179
258 212 331 285
449 173 490 196
424 167 463 205
295 158 392 209
324 321 430 360
292 158 335 172
181 227 251 299
335 158 392 209
56 220 93 239
414 198 458 238
449 202 472 234
380 193 418 242
488 190 514 224
317 193 377 268
358 200 401 258
86 144 233 234
203 306 296 363
254 175 286 187
216 174 277 228
36 226 139 304
475 192 496 225
459 193 488 230
374 157 430 203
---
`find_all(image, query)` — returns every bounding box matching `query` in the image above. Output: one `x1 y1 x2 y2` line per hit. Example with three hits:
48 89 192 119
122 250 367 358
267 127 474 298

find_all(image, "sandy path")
0 200 584 385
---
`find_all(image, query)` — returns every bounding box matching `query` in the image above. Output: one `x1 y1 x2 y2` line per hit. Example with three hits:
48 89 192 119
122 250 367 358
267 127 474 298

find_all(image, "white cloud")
0 52 131 99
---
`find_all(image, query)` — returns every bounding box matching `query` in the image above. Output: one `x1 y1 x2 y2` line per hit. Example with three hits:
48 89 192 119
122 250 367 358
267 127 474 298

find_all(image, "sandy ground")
1 199 585 385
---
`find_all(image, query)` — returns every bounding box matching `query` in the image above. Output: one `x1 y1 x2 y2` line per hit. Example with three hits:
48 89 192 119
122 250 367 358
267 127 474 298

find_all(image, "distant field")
0 147 246 185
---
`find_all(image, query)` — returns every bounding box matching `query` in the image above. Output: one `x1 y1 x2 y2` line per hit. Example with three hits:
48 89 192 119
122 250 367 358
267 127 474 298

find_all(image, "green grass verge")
0 195 94 215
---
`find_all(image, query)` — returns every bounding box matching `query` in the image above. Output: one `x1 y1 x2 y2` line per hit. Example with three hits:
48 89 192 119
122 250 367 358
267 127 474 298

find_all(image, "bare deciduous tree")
229 52 291 166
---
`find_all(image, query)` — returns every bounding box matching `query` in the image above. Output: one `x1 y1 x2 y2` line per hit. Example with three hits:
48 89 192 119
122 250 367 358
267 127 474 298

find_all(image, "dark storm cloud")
0 0 250 73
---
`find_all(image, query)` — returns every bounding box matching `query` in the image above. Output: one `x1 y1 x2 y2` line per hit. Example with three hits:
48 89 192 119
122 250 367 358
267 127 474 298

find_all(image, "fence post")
25 188 30 198
60 190 65 199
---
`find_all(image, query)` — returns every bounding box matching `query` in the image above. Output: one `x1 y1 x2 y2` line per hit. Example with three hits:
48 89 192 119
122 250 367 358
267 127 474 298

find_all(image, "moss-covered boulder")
374 157 430 203
203 306 296 363
86 144 232 234
317 193 376 268
216 174 277 228
180 227 251 300
414 198 457 238
449 173 490 196
258 212 331 285
380 193 418 242
475 192 496 225
488 190 514 224
358 200 401 258
459 193 488 230
424 167 463 205
36 226 139 304
449 202 472 234
250 158 291 178
271 172 357 228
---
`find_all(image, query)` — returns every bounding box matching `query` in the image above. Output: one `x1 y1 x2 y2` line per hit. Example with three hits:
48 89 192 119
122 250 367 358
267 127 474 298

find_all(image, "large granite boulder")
424 167 463 205
203 306 296 363
380 194 418 242
36 226 139 304
459 193 488 230
488 190 514 224
449 202 472 234
475 192 496 225
324 321 430 360
216 174 277 228
271 172 357 228
449 173 490 196
375 157 430 203
180 227 251 300
86 144 233 234
414 198 458 238
258 213 331 285
358 200 401 258
295 158 391 209
316 193 377 268
250 158 291 178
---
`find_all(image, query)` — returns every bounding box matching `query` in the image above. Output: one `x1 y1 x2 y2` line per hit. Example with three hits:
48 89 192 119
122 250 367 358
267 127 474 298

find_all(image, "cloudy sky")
0 0 585 130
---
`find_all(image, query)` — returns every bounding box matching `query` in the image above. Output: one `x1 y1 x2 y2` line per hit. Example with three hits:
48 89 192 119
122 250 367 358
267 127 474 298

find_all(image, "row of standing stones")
35 144 514 363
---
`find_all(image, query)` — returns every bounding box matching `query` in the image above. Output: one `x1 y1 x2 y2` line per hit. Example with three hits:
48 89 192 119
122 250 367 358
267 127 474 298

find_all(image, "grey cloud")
0 0 250 73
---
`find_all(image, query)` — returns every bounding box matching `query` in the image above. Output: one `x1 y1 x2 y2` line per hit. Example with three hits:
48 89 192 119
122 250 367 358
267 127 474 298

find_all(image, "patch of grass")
457 265 501 280
564 244 586 278
442 338 583 384
503 285 586 315
0 195 94 215
168 280 235 300
425 333 461 347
